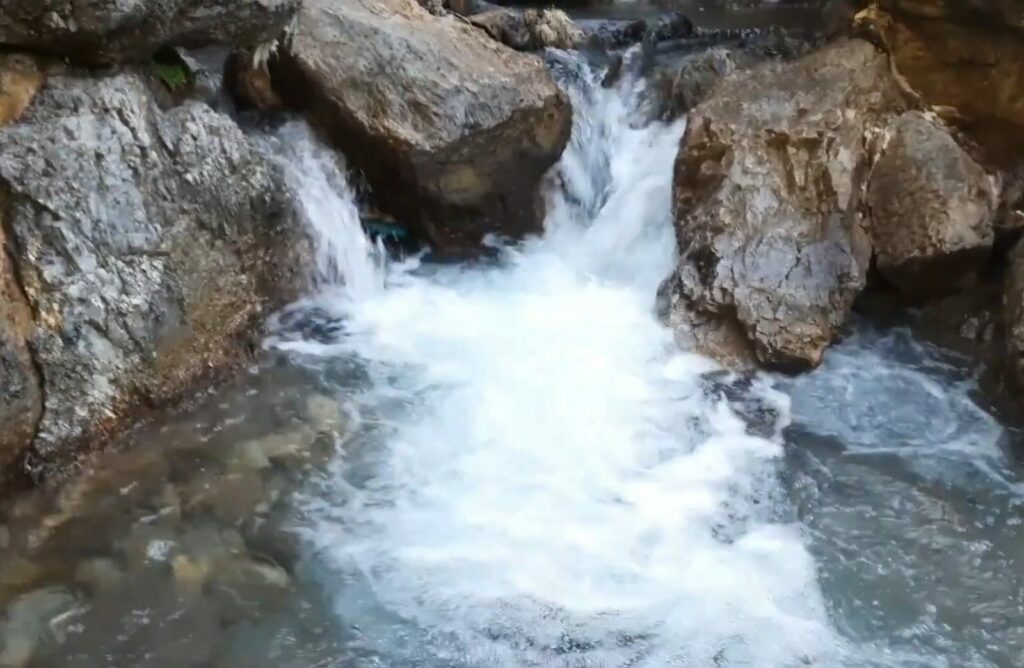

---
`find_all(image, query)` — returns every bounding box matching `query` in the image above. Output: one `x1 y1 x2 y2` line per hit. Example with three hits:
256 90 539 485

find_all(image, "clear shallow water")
1 52 1023 668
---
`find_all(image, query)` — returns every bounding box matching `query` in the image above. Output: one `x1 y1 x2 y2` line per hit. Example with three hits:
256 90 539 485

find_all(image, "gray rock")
256 0 572 253
0 71 308 476
664 39 906 369
866 111 997 295
0 0 299 65
655 31 814 119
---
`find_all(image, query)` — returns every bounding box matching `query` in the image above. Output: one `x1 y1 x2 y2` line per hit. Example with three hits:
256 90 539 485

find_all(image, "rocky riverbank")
1 0 1023 484
0 0 574 488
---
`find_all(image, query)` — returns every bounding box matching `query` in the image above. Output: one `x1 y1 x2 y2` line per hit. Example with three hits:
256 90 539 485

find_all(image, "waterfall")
261 121 385 299
267 50 845 667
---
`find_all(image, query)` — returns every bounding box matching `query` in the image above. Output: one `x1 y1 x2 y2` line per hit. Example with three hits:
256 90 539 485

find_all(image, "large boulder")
0 71 308 479
663 38 905 370
0 0 299 65
258 0 572 253
866 110 997 295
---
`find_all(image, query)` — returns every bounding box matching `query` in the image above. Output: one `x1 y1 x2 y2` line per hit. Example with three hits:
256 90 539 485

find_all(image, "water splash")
272 51 844 666
261 121 385 299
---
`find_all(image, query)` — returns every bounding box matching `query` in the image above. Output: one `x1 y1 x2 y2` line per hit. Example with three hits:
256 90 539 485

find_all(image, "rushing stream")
1 51 1023 668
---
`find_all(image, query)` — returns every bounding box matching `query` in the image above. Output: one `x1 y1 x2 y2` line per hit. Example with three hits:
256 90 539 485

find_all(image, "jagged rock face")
0 209 41 474
0 0 299 64
0 72 308 477
262 0 572 254
867 111 997 296
879 0 1024 26
664 38 905 370
855 4 1024 165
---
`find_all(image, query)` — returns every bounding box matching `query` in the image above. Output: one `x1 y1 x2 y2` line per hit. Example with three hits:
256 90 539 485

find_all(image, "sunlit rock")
0 71 309 478
664 38 904 369
230 0 572 253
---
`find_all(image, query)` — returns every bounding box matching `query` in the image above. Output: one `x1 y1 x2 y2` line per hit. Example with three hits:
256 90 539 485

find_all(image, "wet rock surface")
0 71 308 478
0 0 299 65
248 0 572 254
665 38 905 370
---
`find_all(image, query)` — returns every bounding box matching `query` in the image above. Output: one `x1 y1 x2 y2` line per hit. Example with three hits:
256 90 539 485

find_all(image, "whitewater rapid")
266 52 844 666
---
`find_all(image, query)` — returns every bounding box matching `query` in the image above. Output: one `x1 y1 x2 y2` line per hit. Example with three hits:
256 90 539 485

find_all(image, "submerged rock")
665 38 905 370
0 0 299 65
866 111 997 296
248 0 572 253
0 71 308 477
0 586 75 667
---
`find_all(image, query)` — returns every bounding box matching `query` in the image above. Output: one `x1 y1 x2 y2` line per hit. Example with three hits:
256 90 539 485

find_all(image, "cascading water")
267 51 845 666
3 39 1020 668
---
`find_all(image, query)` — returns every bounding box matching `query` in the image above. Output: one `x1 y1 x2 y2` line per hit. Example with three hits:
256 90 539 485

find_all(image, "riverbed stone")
0 586 75 668
0 70 308 477
247 0 572 253
665 38 905 369
74 558 126 594
0 1 299 65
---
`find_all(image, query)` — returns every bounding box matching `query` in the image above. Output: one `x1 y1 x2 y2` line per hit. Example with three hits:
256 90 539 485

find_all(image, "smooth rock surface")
866 111 997 295
665 38 905 369
262 0 572 253
0 0 299 65
0 71 308 477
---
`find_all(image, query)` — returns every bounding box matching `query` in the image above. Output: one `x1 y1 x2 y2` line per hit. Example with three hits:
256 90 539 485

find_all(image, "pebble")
74 558 125 593
306 394 345 430
0 586 75 667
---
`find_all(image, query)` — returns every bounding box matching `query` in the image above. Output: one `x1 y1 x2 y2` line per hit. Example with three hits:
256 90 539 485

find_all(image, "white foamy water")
269 53 844 666
261 122 384 299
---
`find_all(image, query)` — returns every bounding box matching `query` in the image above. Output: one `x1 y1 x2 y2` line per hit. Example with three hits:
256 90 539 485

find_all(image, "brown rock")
878 0 1024 27
855 4 1024 165
866 111 997 295
470 9 585 51
0 195 41 474
0 54 43 127
258 0 572 253
665 38 905 370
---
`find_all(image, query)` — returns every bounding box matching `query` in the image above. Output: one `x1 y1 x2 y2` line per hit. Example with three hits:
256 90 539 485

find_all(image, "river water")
1 51 1022 668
